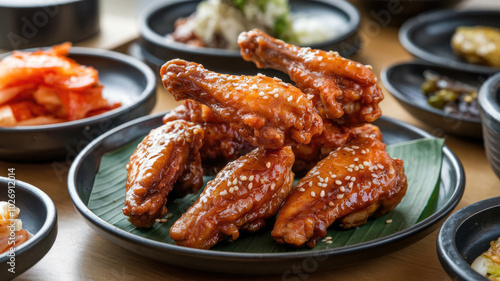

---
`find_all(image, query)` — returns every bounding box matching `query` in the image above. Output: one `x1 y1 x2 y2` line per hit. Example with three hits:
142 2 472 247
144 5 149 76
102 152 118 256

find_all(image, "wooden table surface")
2 0 500 280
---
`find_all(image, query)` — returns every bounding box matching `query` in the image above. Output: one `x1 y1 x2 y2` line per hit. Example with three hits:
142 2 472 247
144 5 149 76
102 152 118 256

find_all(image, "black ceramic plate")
68 113 464 275
437 196 500 281
381 61 486 139
137 0 361 76
399 10 500 75
0 0 99 50
0 177 57 279
0 47 157 162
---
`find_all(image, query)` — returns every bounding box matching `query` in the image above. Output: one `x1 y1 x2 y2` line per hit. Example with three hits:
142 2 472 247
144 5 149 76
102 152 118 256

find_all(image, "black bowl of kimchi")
0 47 156 162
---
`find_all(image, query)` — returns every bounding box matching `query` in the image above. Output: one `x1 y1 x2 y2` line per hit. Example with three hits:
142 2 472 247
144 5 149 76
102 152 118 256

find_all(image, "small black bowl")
479 72 500 179
437 196 500 281
360 0 463 27
137 0 361 76
399 9 500 75
0 0 99 50
0 47 157 162
381 61 486 139
0 176 57 279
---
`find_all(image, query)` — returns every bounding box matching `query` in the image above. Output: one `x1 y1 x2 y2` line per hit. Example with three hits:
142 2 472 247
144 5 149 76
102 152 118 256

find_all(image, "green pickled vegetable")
421 70 480 119
422 80 438 95
427 89 459 109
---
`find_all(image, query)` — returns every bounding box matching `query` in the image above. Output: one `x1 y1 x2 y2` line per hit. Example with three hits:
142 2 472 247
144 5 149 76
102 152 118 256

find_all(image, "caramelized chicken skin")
162 101 363 174
123 120 204 228
161 59 323 149
272 127 407 248
170 146 295 249
163 101 380 175
163 100 254 169
292 122 382 173
238 29 383 125
162 99 223 124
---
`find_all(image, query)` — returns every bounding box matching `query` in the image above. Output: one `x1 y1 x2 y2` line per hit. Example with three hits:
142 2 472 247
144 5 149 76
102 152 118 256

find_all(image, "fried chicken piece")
163 100 254 169
272 128 407 248
292 121 348 173
162 102 374 175
238 29 383 125
170 146 295 249
292 122 382 173
161 59 323 149
163 99 223 124
123 120 204 228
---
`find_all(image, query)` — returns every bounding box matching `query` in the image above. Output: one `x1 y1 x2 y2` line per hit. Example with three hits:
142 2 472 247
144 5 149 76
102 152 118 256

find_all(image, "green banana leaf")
87 138 444 252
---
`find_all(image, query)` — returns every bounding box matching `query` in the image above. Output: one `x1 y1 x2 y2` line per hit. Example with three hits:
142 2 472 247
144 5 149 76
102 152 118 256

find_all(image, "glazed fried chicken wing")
238 29 383 125
163 100 254 168
161 59 323 149
170 146 295 249
272 126 407 248
162 99 223 124
292 122 382 173
123 120 204 228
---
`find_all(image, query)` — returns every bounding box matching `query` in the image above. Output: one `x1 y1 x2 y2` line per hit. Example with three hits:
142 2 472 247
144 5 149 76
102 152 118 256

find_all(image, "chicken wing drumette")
161 59 323 149
170 146 295 249
163 100 254 170
272 125 407 248
238 29 383 125
123 120 204 228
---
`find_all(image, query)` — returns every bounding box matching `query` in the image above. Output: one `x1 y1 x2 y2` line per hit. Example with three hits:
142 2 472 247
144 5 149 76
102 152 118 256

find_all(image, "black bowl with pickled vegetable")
437 196 500 281
479 72 500 179
137 0 361 76
381 62 485 139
